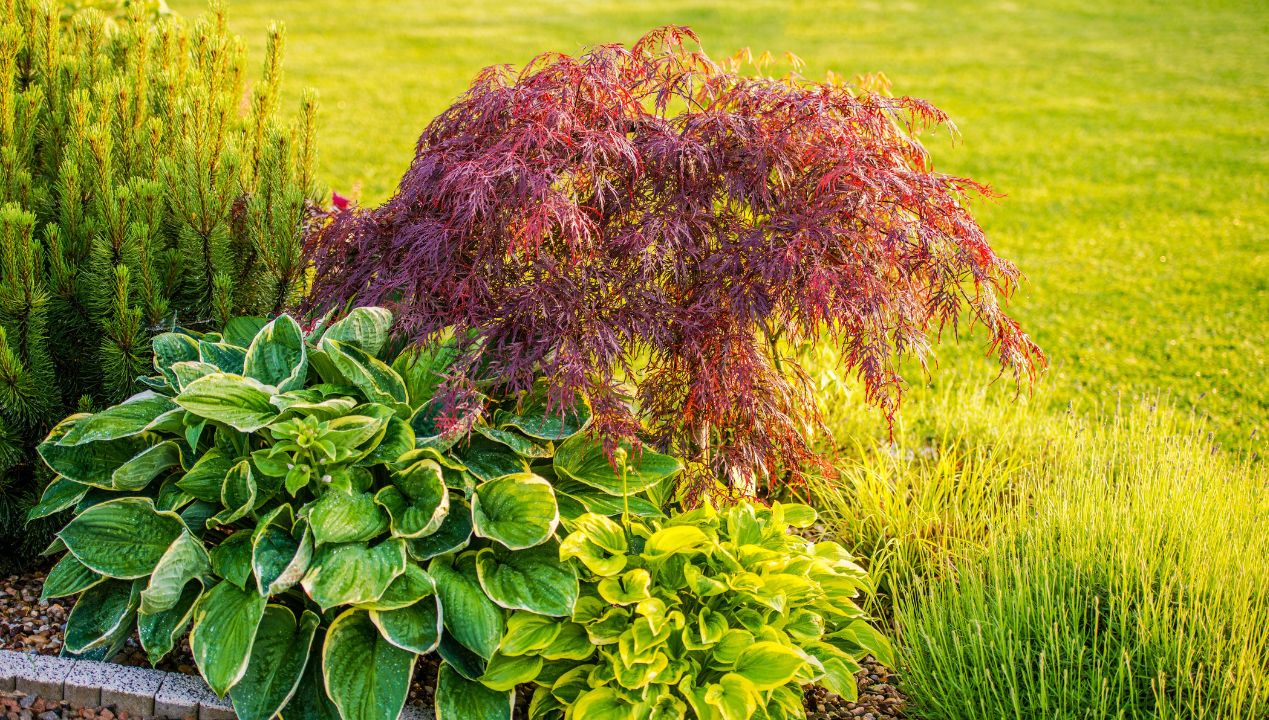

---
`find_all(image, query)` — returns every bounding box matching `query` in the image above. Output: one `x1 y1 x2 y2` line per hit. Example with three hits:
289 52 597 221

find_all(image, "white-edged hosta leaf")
244 315 308 393
59 498 184 579
139 580 201 666
230 606 319 720
175 373 279 432
435 663 512 720
370 595 442 654
111 439 182 491
190 580 268 696
177 448 235 503
279 630 342 720
323 609 415 720
305 490 388 545
357 565 435 611
495 384 590 441
200 340 247 374
471 473 558 550
141 531 211 614
211 530 254 589
153 332 200 387
26 477 88 520
553 435 680 496
302 538 407 610
320 307 393 356
63 579 140 654
429 554 503 660
254 522 312 596
406 497 472 561
40 553 104 600
59 393 178 445
37 415 153 487
475 542 577 617
317 337 408 406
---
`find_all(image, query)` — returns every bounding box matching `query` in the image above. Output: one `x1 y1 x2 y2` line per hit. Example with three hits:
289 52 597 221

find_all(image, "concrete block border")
0 649 434 719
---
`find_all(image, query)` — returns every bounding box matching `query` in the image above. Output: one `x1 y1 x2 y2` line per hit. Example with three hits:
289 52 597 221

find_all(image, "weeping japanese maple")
305 27 1043 494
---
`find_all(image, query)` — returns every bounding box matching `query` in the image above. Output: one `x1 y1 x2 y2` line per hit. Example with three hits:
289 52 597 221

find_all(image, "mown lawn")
171 0 1268 453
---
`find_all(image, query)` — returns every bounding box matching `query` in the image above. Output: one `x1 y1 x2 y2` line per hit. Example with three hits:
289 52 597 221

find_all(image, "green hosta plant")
30 307 681 720
505 501 892 720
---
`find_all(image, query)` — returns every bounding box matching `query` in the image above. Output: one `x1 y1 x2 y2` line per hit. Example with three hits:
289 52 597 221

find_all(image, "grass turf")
170 0 1268 454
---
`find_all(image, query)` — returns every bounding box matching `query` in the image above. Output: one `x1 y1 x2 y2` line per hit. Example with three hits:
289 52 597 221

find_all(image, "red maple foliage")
304 27 1043 495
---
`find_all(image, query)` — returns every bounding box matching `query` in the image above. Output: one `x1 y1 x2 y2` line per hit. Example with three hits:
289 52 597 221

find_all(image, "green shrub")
31 307 684 720
0 0 317 565
510 501 891 720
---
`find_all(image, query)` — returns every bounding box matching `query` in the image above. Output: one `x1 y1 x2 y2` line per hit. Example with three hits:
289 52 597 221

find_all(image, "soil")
2 570 906 719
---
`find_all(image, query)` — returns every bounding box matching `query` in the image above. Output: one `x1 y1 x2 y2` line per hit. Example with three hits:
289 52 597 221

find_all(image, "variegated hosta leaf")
478 651 542 692
370 593 442 655
153 333 200 388
58 498 185 579
435 663 512 720
305 489 389 545
552 435 681 496
190 580 269 696
244 315 308 393
178 448 235 502
40 554 104 600
58 392 178 445
211 530 254 589
471 473 558 550
200 340 248 374
323 610 415 720
375 458 448 538
222 317 268 348
406 497 472 561
279 629 343 720
252 511 312 596
429 554 503 660
319 307 394 357
230 606 320 720
111 439 182 491
495 384 591 441
301 538 407 610
26 477 89 521
141 531 211 614
37 415 154 487
63 578 141 654
314 337 408 407
175 373 279 432
139 581 201 666
475 542 578 617
357 565 435 611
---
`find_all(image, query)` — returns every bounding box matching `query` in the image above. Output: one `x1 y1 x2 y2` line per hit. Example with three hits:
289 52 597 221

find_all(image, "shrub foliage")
34 307 885 720
0 1 317 564
305 26 1043 495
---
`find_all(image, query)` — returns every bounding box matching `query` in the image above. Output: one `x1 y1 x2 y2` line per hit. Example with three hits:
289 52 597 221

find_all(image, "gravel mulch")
3 570 906 719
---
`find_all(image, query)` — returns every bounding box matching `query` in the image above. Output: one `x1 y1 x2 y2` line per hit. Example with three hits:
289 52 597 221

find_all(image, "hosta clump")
510 501 891 720
30 307 681 720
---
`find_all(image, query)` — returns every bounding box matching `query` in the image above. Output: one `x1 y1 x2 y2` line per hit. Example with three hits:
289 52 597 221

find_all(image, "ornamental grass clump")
304 26 1043 497
31 308 682 720
0 0 318 566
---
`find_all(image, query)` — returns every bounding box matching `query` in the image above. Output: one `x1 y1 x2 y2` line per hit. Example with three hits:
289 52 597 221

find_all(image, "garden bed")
1 570 905 719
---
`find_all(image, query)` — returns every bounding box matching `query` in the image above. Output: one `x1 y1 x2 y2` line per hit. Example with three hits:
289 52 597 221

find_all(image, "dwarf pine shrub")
0 0 318 565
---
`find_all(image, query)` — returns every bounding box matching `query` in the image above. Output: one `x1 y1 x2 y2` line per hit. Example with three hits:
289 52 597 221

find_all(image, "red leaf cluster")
304 27 1043 495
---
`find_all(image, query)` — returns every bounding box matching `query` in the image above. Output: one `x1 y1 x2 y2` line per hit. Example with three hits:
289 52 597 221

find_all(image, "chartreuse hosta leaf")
244 315 308 393
435 664 512 720
553 435 681 496
571 687 630 720
475 542 578 617
471 473 558 550
323 610 415 720
59 498 185 579
191 580 269 696
498 612 563 657
230 606 320 720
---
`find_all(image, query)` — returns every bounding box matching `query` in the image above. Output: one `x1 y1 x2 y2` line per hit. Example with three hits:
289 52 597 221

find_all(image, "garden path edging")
0 648 434 719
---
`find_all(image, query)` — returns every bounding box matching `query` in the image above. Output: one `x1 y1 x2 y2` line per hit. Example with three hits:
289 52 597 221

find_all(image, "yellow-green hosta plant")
28 307 681 720
500 501 893 720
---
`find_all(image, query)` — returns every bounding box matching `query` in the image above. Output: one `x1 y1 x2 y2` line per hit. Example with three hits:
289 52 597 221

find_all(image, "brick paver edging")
0 649 434 719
